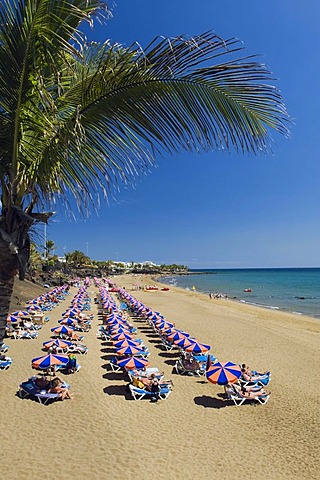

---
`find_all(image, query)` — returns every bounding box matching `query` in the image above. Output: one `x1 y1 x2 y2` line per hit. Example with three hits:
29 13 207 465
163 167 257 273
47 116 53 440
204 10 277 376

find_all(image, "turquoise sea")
158 268 320 319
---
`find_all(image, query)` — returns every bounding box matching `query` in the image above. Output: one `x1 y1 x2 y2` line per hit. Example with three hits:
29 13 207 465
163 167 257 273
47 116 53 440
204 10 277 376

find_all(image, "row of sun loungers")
18 285 92 403
96 283 173 402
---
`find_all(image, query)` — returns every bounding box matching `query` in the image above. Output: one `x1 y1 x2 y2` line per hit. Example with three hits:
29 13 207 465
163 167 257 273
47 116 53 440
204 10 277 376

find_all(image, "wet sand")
1 275 319 480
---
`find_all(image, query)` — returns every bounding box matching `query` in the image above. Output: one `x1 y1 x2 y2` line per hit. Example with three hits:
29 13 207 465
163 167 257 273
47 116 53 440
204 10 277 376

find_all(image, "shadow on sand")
103 385 131 400
194 395 233 409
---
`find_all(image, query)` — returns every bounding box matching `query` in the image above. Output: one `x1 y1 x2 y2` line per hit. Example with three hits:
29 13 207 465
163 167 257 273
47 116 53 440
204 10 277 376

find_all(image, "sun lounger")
0 343 9 354
239 372 271 387
67 344 88 355
13 330 38 340
0 357 13 370
129 384 172 401
19 380 61 405
193 354 217 364
159 337 175 351
127 369 164 382
227 385 270 406
108 358 123 372
173 357 206 376
56 362 81 374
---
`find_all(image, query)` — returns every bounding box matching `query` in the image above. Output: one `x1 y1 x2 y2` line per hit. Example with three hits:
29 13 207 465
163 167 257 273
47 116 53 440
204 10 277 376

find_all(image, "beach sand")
1 275 319 480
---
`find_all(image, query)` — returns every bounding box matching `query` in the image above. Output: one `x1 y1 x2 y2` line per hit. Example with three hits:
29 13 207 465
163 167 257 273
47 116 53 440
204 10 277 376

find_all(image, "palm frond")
0 0 109 178
21 32 289 212
1 21 290 215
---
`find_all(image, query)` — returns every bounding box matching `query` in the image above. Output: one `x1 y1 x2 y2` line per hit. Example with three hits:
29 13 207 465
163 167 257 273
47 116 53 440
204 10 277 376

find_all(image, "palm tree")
28 242 42 279
44 239 56 260
65 250 90 268
0 0 289 342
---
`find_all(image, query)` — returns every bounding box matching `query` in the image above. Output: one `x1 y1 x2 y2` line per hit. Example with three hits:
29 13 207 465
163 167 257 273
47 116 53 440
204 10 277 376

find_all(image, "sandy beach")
1 274 319 480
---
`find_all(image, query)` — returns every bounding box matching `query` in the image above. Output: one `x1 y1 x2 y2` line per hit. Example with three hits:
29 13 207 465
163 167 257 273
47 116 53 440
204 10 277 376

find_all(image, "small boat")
243 288 252 293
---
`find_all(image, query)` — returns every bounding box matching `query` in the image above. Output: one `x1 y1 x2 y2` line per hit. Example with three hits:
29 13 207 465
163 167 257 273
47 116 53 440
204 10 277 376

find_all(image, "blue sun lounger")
0 358 13 370
19 380 62 405
129 384 172 401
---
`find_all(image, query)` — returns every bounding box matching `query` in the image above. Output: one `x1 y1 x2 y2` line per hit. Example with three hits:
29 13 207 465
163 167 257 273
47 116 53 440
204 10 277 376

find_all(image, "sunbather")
226 383 270 399
241 365 269 382
182 354 201 371
34 375 51 390
48 377 74 400
241 364 269 377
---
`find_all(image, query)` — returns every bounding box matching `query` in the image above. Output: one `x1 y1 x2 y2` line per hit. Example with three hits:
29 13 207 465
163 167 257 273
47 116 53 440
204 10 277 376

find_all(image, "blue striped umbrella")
185 342 211 354
116 345 145 356
43 339 73 349
117 356 149 370
31 353 69 369
110 332 134 341
6 315 20 323
58 318 78 326
113 339 141 349
206 361 241 385
11 310 29 317
51 325 74 334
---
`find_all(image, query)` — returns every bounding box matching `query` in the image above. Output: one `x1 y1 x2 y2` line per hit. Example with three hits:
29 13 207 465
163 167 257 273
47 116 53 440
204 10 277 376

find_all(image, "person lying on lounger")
226 383 270 399
48 377 74 400
241 364 269 376
241 365 270 382
34 375 51 390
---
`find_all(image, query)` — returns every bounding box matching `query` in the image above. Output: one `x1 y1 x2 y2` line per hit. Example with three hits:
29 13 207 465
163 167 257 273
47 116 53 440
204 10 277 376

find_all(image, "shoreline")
154 272 320 321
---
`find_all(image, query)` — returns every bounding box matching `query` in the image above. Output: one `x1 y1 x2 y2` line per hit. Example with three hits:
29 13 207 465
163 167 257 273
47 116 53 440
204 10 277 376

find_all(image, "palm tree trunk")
0 246 19 343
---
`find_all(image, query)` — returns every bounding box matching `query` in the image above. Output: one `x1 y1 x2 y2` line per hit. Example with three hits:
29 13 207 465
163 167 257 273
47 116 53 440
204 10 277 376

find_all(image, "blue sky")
46 0 320 268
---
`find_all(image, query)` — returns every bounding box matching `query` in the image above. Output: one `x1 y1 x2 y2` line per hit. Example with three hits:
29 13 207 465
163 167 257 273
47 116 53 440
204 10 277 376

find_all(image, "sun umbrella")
58 318 78 326
43 339 73 350
116 345 145 356
51 325 74 335
206 361 241 385
6 315 20 323
109 327 131 335
117 356 149 370
184 342 211 354
113 339 141 349
110 332 134 341
160 327 176 335
168 332 189 342
11 310 29 317
173 337 195 348
27 305 41 311
31 353 69 369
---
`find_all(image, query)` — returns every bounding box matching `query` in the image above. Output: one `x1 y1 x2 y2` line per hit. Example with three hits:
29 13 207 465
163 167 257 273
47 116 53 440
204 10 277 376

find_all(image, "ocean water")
158 268 320 319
